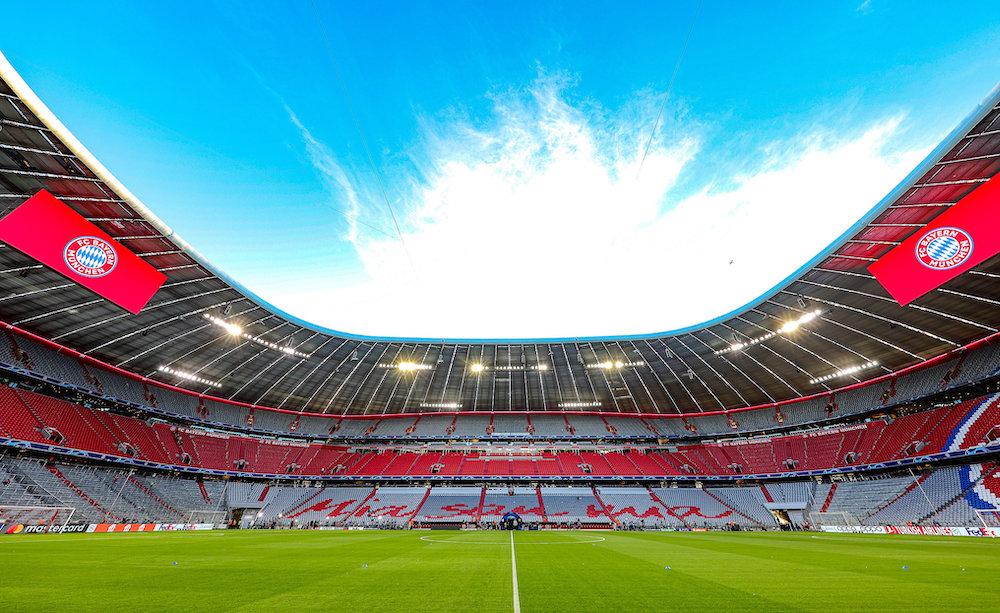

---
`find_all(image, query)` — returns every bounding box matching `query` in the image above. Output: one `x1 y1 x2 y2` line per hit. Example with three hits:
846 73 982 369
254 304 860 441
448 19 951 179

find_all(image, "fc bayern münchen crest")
914 226 973 270
63 236 118 278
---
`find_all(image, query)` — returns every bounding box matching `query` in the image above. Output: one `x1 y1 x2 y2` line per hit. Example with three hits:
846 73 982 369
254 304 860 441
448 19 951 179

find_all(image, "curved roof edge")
2 51 999 344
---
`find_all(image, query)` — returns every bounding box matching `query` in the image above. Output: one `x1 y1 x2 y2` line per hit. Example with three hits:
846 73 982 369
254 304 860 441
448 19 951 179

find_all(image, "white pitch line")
510 531 521 613
419 535 606 545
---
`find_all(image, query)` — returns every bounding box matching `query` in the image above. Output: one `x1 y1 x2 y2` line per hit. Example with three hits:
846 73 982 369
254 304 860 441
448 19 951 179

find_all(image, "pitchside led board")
0 190 166 314
869 173 1000 306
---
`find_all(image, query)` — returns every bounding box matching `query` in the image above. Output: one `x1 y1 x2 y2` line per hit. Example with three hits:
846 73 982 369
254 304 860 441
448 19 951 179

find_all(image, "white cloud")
283 106 363 244
273 78 926 339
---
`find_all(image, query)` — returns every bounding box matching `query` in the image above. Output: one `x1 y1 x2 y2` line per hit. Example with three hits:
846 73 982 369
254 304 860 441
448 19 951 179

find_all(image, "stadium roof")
1 53 999 415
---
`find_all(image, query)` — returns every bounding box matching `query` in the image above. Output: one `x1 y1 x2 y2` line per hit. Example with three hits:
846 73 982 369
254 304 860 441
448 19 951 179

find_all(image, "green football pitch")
1 530 998 612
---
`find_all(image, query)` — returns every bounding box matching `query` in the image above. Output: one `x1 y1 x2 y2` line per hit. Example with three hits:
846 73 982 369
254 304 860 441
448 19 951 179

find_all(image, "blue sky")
4 1 1000 338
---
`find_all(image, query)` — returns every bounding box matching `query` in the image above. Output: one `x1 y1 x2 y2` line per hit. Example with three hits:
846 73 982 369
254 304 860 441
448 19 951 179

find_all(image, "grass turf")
1 530 998 612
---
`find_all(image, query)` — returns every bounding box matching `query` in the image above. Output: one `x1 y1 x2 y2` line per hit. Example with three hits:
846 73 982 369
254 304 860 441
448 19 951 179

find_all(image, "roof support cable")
762 298 920 360
321 341 380 413
306 0 415 274
255 335 335 409
229 330 304 401
794 278 996 332
636 0 701 179
121 303 257 370
674 334 750 406
141 304 268 369
623 341 661 413
251 332 323 405
398 343 434 412
652 339 700 409
612 340 645 413
277 338 350 409
715 323 803 397
353 342 398 414
210 321 295 387
639 339 681 412
778 291 958 347
660 337 723 410
745 306 877 367
687 332 772 404
48 287 231 343
184 313 284 374
293 339 355 411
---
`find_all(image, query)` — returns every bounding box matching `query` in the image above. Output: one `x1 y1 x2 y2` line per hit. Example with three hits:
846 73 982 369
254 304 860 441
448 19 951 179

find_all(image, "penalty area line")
510 531 521 613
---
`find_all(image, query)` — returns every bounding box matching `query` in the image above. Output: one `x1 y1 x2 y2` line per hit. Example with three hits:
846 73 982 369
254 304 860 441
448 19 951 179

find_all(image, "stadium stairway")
127 475 185 521
916 462 998 525
197 479 212 504
861 473 929 522
590 486 621 527
0 458 58 508
283 489 326 517
534 485 549 523
819 483 839 512
759 484 774 503
703 488 770 528
646 487 691 528
46 464 117 520
473 485 487 525
408 485 433 525
337 487 378 526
